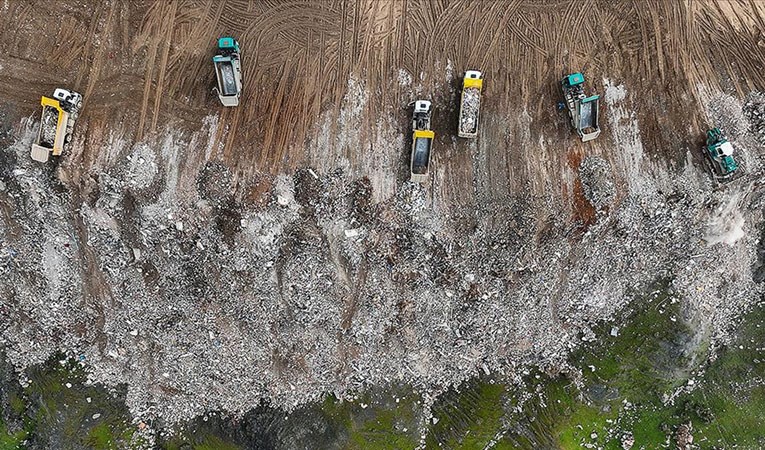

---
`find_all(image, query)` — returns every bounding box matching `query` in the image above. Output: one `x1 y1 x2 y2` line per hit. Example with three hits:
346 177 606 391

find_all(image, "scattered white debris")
398 69 412 88
459 88 480 135
0 84 763 433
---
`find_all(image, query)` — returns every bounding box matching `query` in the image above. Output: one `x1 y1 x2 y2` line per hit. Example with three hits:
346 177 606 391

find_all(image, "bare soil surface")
2 0 765 445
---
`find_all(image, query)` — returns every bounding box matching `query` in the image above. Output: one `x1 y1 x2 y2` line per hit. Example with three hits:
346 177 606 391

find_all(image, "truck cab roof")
414 100 431 113
565 72 585 86
218 37 239 51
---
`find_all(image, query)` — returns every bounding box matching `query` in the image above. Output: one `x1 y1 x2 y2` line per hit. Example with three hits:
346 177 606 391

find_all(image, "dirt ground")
2 0 765 437
0 0 763 207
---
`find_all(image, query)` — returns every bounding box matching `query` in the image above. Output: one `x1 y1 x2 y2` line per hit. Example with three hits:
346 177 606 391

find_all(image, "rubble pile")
40 108 58 146
459 88 480 135
579 156 615 211
743 91 765 145
221 64 236 92
674 422 694 450
706 93 749 140
0 89 764 432
621 432 635 450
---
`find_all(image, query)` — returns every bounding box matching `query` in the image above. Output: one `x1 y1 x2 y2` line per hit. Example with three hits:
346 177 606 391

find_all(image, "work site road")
0 0 762 214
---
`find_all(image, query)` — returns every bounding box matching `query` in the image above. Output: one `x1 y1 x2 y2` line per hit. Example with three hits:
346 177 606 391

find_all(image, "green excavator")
704 127 738 181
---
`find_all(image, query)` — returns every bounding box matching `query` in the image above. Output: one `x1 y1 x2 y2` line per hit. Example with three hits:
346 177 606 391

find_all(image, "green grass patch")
575 283 699 407
324 388 420 450
426 378 506 449
679 302 765 446
550 282 698 445
497 281 709 448
347 404 419 450
163 434 242 450
8 393 24 417
20 355 136 450
86 423 118 449
0 421 26 450
193 435 242 450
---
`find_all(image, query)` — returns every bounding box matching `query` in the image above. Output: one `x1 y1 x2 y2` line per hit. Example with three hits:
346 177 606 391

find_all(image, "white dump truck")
30 88 82 162
410 100 434 183
213 37 242 106
458 70 483 138
561 72 600 142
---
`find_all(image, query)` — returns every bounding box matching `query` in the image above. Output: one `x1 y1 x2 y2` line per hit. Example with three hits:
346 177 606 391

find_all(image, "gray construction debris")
579 156 616 211
0 85 764 441
460 87 480 135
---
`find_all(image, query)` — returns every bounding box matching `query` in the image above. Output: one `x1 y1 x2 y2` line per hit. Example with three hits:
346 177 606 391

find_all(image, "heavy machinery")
561 72 600 142
410 100 434 183
213 37 242 106
704 127 738 180
458 70 482 138
30 88 82 162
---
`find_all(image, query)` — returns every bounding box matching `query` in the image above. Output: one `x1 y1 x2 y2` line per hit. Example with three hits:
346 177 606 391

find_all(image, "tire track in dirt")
423 0 451 61
633 2 657 81
210 107 231 162
665 1 687 77
51 17 92 75
223 102 242 167
73 1 106 90
478 0 521 69
396 0 408 91
9 0 765 214
71 199 115 356
258 59 292 170
339 0 348 76
391 0 411 101
136 2 166 140
712 2 765 90
150 1 177 133
553 0 579 62
229 1 341 172
749 0 765 30
511 14 548 58
465 1 507 65
562 0 595 69
167 0 217 70
350 0 361 68
82 0 118 103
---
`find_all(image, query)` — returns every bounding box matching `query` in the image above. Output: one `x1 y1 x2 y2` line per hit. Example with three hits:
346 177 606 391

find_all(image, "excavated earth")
2 0 765 445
